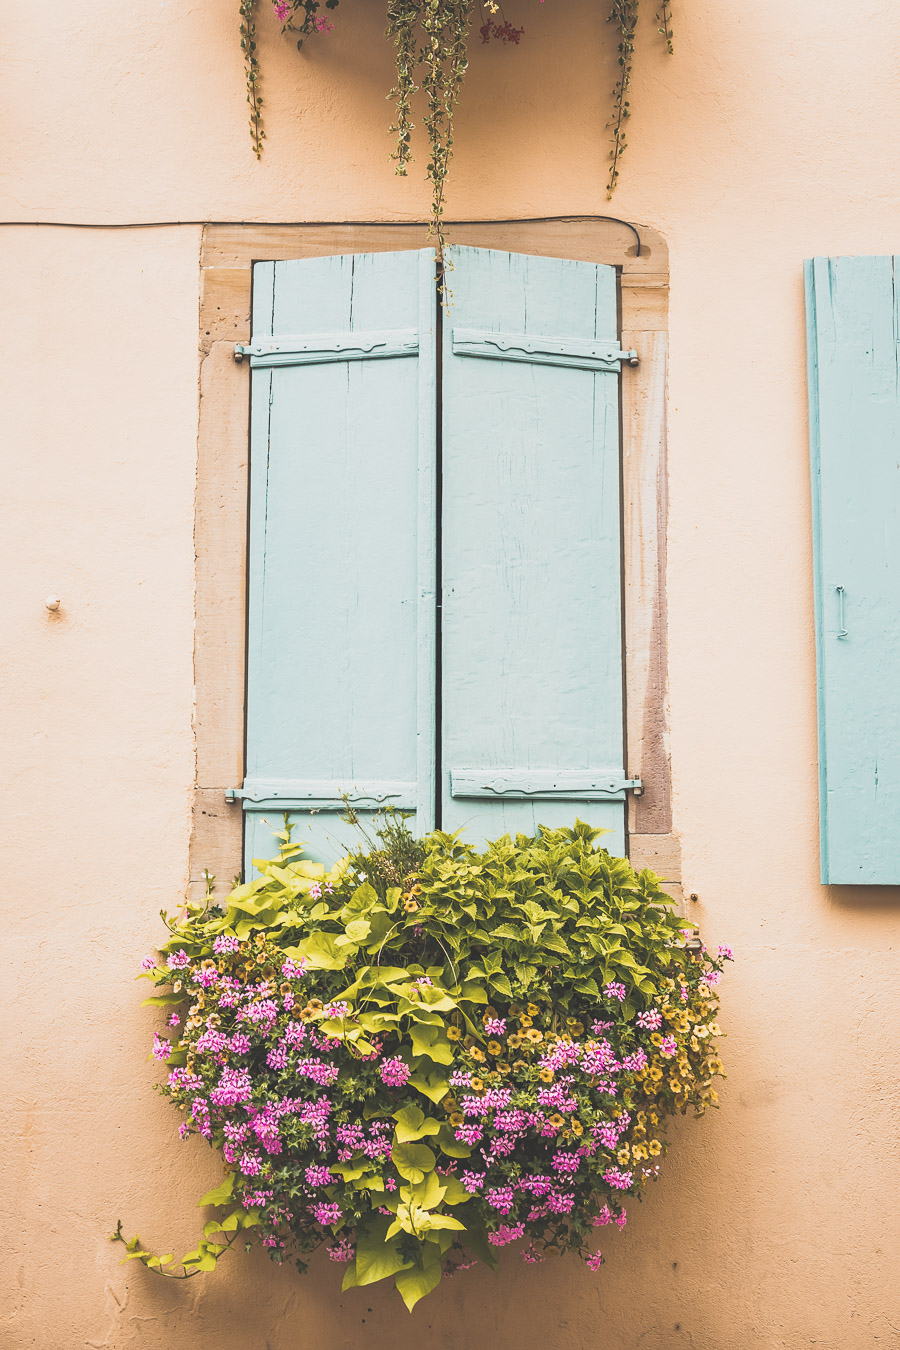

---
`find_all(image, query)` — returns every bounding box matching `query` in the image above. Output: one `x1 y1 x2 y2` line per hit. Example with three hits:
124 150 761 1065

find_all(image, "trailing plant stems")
242 0 673 235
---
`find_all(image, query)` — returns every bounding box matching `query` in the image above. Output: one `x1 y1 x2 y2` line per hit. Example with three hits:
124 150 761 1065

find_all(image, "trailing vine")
241 1 674 237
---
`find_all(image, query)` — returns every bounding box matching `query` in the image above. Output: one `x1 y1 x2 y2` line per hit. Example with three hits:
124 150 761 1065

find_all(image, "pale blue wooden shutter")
234 250 437 868
805 255 900 883
440 246 630 854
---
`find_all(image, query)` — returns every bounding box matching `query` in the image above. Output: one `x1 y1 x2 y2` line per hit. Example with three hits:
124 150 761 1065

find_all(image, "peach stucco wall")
3 1 900 1346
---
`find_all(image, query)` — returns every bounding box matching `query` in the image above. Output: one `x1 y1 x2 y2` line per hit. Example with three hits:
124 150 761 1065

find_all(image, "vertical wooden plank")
806 254 900 883
621 328 671 836
242 249 436 868
440 246 626 852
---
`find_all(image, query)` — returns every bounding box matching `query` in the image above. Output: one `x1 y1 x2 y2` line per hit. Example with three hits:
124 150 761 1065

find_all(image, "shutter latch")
452 328 639 373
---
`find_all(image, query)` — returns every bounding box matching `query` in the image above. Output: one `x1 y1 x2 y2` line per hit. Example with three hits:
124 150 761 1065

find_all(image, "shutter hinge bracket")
234 329 419 368
452 328 638 373
449 769 643 801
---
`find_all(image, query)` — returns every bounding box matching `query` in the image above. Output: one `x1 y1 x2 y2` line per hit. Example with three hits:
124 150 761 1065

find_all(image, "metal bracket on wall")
234 330 419 368
450 769 643 801
451 328 639 373
225 780 419 811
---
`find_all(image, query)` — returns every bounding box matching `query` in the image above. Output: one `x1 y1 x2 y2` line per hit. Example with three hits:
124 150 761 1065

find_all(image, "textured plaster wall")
2 1 900 1346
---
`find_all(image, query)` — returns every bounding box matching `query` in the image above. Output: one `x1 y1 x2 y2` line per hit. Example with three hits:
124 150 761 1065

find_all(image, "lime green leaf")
290 931 347 970
435 1125 472 1158
408 1023 454 1065
439 1175 474 1206
392 1104 442 1143
140 991 185 1007
404 1170 446 1211
394 1251 442 1311
489 971 513 998
353 1222 414 1287
407 1069 451 1105
331 1160 370 1182
392 1142 436 1184
420 1213 465 1233
198 1174 234 1208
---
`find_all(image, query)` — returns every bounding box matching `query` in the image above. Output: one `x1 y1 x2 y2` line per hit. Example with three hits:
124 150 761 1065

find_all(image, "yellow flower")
402 897 419 913
482 1007 499 1022
470 1077 485 1093
526 1002 540 1017
497 1061 511 1075
509 1003 523 1016
307 999 323 1012
648 1111 659 1126
447 1025 462 1041
539 1068 554 1083
442 1095 459 1113
200 958 217 972
507 1033 523 1049
709 1023 722 1037
649 1066 663 1082
525 1029 543 1043
487 1040 503 1056
636 1111 647 1124
548 1114 566 1130
617 1148 631 1164
519 1015 534 1029
512 1059 527 1072
709 1058 723 1074
449 1112 464 1128
566 1019 585 1037
648 1139 662 1157
470 1047 486 1063
633 1144 648 1161
571 1120 584 1137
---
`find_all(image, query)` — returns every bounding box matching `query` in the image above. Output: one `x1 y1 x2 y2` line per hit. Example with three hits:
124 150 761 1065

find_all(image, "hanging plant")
240 1 674 245
115 815 729 1311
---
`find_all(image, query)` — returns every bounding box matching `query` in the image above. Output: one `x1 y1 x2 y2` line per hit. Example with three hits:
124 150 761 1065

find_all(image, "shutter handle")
835 584 848 638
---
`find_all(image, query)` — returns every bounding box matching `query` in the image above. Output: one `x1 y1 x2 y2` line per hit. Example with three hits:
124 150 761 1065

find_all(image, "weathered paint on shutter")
440 246 627 853
805 255 900 884
240 249 437 870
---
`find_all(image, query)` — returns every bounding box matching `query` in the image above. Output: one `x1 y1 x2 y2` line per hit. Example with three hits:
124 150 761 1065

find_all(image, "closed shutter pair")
230 246 635 870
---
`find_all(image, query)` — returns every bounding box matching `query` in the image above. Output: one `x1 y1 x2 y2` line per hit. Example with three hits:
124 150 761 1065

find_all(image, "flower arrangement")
238 0 675 242
115 815 729 1311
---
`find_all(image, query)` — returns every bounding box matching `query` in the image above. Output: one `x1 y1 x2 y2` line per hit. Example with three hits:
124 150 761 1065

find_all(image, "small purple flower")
636 1009 662 1030
603 982 626 1002
379 1056 411 1087
659 1035 677 1057
718 945 734 961
311 1201 342 1226
213 934 240 955
141 954 157 971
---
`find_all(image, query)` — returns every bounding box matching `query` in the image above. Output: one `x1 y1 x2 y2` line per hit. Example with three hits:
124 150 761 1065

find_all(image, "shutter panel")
238 250 437 869
805 255 900 883
440 247 627 853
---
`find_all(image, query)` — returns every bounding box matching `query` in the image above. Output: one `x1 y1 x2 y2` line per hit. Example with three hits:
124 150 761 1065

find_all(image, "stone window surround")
192 220 678 900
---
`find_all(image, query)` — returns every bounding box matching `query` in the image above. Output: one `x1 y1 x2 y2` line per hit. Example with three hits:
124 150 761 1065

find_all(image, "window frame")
191 220 677 898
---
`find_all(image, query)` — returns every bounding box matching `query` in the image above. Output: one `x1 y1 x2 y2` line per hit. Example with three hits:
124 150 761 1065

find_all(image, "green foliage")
240 0 674 242
120 812 728 1310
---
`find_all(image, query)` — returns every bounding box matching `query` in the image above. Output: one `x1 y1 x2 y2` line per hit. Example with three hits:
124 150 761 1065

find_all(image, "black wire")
0 214 642 257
